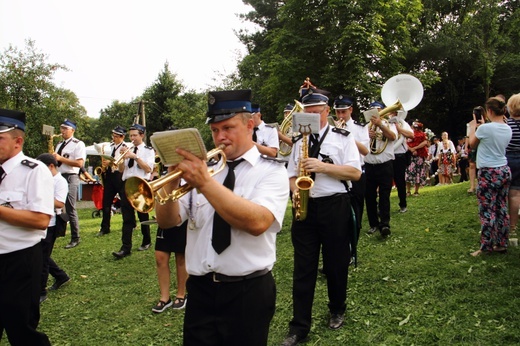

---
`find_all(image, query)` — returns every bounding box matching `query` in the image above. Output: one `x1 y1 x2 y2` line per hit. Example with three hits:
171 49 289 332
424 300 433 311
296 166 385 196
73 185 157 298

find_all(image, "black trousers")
0 243 51 346
119 185 151 252
183 272 275 346
393 153 408 209
430 160 439 185
350 171 366 244
365 161 394 229
289 194 352 338
100 171 123 233
459 158 469 182
41 226 68 295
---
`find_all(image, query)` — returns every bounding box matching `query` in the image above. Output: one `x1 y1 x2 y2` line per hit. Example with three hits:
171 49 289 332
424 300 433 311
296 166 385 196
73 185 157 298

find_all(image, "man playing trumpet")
155 89 289 346
112 124 155 259
97 125 127 237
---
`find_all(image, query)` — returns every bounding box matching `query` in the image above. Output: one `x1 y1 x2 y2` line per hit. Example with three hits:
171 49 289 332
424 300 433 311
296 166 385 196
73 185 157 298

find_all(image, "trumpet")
112 142 135 168
125 145 227 213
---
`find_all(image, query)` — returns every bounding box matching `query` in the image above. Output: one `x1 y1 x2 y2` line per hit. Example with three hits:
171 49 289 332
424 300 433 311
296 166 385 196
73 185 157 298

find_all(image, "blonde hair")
507 94 520 117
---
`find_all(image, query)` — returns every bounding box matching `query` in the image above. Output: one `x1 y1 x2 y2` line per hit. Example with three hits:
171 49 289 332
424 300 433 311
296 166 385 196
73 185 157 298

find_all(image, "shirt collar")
1 151 26 175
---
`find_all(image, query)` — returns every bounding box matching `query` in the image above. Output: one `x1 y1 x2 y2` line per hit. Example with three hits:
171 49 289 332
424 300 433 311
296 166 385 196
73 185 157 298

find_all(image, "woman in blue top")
468 97 512 256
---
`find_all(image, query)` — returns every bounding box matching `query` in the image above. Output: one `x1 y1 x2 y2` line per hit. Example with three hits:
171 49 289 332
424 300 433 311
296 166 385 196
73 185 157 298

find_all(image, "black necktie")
128 147 138 168
212 159 244 254
253 127 259 142
309 134 319 158
56 140 69 167
0 166 5 185
433 145 438 157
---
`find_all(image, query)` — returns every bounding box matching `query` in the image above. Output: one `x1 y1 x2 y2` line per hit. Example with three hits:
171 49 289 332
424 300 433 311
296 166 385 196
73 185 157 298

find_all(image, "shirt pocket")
0 191 24 209
320 143 341 163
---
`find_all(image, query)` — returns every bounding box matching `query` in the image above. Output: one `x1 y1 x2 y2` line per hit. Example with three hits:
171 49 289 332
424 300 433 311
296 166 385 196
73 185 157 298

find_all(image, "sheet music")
292 112 320 134
151 128 207 167
363 109 379 123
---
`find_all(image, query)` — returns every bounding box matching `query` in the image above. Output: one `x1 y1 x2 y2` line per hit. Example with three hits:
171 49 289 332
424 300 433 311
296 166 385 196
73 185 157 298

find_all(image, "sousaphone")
380 74 424 151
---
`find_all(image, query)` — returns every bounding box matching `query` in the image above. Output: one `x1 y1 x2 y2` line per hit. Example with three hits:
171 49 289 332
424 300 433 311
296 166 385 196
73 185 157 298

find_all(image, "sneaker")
172 296 187 310
399 207 408 213
152 299 173 313
381 226 391 238
367 227 379 235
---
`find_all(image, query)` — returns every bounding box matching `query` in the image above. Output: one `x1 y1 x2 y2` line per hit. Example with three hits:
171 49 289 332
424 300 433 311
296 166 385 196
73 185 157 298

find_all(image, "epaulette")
292 134 303 143
265 123 275 128
332 127 351 137
145 145 154 150
21 159 38 169
353 120 367 127
261 155 288 164
71 138 80 143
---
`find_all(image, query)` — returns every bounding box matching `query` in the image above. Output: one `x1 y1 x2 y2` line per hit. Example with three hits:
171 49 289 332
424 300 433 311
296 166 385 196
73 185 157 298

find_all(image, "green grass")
35 182 520 345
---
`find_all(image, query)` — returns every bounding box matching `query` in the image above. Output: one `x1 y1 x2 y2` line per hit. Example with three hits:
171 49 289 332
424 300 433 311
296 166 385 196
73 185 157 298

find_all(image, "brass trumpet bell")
125 145 227 213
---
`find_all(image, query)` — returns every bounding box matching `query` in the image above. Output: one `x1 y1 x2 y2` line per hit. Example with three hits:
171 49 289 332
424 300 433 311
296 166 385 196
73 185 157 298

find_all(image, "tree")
0 39 90 157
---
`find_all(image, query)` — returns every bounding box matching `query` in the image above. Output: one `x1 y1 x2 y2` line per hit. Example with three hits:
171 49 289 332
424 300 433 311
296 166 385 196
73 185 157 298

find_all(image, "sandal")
152 298 172 313
172 296 187 310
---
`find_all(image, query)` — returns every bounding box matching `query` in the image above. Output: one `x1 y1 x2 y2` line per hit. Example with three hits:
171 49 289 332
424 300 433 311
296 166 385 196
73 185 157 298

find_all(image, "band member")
36 153 70 304
390 111 414 212
251 104 279 157
0 108 53 345
112 124 155 259
155 89 289 346
333 95 369 243
54 119 86 249
365 101 397 238
282 91 361 346
97 125 127 236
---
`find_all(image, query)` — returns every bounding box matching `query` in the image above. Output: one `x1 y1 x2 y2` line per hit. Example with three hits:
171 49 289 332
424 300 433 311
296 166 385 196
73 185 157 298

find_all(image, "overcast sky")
0 0 255 117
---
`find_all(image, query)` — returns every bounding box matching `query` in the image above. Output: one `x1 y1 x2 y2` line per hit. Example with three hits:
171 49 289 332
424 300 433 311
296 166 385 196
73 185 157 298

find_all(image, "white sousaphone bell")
380 74 424 151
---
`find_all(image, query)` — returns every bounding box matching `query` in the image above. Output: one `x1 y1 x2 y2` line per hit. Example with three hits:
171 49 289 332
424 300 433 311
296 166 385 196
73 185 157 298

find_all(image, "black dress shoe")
112 250 131 259
64 240 80 249
49 276 71 291
96 230 110 237
281 334 306 346
328 313 345 330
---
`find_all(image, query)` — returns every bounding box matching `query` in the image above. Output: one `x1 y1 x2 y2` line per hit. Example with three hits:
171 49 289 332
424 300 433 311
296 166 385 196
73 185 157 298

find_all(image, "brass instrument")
112 142 135 168
370 74 424 155
125 145 227 213
369 101 403 155
335 118 346 129
293 124 314 221
279 100 304 157
94 166 104 176
42 125 61 153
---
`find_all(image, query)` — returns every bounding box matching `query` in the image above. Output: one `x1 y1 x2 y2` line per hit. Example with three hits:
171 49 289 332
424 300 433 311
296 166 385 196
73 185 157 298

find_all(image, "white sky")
0 0 255 117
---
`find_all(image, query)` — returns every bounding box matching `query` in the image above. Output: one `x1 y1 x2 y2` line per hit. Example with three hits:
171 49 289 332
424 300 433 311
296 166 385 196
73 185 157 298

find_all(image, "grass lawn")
35 181 520 345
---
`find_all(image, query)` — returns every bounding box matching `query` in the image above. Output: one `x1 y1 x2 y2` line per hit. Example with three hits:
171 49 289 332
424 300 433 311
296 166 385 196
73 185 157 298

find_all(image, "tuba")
125 145 227 213
293 124 314 221
279 100 304 157
369 74 424 155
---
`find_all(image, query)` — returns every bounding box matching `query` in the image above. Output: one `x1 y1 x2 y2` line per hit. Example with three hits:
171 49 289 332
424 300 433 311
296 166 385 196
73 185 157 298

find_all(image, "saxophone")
294 124 314 221
48 134 62 153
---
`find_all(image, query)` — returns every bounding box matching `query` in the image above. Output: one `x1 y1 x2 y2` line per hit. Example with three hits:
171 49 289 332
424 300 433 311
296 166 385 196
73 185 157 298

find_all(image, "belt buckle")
212 272 221 283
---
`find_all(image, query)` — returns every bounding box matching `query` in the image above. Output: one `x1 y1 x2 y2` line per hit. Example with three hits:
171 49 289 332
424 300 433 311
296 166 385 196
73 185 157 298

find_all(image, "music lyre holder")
298 124 312 136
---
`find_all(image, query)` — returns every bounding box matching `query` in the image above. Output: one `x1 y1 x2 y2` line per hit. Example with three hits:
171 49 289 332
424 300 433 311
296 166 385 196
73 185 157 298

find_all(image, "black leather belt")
200 268 270 283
